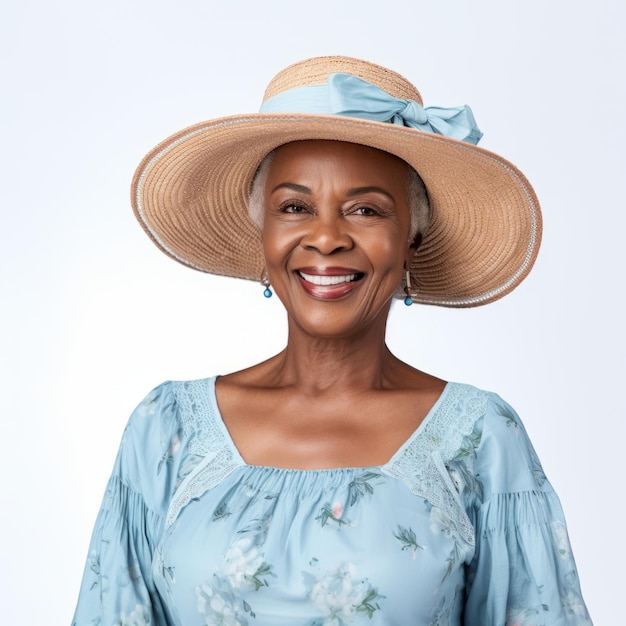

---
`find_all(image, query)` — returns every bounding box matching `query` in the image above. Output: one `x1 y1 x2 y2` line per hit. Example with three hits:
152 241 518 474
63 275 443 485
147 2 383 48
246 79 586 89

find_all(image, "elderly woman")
72 57 591 625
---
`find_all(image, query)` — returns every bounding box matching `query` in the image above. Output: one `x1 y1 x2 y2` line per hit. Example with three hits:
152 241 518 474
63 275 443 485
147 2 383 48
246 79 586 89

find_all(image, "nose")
300 213 354 255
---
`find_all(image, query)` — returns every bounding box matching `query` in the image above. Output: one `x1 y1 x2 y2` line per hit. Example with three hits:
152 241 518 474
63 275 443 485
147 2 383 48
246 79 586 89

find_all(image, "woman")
72 57 591 625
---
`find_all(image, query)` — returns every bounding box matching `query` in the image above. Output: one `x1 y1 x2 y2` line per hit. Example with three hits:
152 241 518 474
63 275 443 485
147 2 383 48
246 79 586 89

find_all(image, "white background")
1 1 623 623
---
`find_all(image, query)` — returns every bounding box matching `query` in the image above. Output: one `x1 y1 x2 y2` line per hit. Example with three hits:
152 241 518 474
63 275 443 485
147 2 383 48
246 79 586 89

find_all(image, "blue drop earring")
403 269 413 306
262 275 273 298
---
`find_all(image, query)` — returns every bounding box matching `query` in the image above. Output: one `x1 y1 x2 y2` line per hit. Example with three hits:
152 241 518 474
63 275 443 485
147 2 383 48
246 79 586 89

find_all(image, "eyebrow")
270 183 395 202
346 186 395 201
271 182 311 194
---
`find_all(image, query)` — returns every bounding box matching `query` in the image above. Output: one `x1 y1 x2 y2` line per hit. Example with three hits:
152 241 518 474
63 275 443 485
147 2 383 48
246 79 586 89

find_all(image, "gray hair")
248 149 431 244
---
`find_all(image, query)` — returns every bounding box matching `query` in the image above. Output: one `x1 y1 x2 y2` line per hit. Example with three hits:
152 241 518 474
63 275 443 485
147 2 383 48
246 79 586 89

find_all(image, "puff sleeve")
463 395 592 625
72 382 183 626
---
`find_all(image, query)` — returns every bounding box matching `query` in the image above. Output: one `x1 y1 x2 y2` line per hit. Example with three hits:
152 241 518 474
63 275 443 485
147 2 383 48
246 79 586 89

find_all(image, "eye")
350 205 382 217
278 202 310 215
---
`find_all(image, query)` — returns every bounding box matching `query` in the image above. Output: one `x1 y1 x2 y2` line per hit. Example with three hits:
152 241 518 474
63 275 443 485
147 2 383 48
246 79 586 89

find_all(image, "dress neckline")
207 376 454 473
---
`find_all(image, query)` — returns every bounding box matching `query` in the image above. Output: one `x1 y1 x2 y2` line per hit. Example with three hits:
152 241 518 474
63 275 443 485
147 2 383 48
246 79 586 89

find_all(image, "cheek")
368 231 408 273
261 223 298 271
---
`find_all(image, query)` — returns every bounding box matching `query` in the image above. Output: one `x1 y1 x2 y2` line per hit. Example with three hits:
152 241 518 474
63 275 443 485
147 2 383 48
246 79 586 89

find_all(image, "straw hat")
131 56 541 307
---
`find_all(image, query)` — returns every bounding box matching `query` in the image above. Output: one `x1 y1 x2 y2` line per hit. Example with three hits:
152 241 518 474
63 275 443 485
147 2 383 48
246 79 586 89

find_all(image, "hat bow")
261 72 483 145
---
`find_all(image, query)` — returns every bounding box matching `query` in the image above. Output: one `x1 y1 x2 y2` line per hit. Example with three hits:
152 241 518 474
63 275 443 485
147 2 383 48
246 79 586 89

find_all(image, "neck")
267 314 402 395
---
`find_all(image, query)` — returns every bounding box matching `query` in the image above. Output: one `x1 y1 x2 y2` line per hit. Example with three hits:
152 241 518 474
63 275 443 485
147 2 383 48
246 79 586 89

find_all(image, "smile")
298 271 361 286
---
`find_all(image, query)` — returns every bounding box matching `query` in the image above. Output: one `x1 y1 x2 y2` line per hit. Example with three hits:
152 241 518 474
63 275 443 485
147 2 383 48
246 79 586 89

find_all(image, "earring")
403 269 413 306
261 275 273 298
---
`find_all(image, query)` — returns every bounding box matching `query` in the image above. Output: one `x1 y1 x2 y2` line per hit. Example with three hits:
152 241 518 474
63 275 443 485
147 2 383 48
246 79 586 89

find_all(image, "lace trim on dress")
165 379 241 528
382 383 488 546
165 379 488 540
176 379 224 456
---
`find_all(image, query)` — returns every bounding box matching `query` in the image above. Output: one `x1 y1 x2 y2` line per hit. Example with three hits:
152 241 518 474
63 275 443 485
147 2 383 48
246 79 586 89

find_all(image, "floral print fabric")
72 378 592 625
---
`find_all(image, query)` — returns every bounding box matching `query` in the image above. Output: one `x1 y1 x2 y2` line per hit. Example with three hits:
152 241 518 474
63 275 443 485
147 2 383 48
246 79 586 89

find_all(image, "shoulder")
422 382 491 458
432 382 547 486
443 383 549 497
122 376 218 447
116 376 219 514
117 381 178 479
437 382 530 444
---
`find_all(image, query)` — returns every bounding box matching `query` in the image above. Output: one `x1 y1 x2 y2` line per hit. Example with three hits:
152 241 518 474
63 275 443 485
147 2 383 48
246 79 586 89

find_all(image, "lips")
295 267 364 299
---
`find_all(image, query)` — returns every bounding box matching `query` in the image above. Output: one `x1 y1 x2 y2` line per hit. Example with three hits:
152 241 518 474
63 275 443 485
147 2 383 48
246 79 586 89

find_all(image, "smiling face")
262 140 414 339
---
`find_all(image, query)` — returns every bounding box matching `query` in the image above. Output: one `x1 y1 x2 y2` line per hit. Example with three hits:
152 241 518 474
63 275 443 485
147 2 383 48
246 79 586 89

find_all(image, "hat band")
260 73 483 145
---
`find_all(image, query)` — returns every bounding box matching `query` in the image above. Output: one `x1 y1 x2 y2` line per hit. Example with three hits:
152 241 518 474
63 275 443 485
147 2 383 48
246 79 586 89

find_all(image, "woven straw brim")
132 113 541 307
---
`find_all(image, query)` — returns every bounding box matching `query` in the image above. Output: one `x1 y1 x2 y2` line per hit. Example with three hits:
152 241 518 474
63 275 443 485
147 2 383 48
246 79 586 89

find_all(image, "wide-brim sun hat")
131 56 542 307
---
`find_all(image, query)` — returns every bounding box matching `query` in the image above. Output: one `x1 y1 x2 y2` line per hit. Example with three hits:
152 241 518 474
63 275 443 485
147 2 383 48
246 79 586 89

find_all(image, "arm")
72 382 181 626
463 395 592 625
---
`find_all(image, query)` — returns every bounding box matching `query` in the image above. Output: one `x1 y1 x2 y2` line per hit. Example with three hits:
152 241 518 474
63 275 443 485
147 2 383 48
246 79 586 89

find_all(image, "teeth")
299 272 358 286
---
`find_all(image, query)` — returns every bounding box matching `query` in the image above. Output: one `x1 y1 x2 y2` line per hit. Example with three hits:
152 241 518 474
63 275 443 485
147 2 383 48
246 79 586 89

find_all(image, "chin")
286 300 392 340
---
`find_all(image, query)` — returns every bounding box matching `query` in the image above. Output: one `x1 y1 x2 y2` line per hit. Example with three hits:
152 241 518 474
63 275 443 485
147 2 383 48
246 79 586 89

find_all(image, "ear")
404 232 422 269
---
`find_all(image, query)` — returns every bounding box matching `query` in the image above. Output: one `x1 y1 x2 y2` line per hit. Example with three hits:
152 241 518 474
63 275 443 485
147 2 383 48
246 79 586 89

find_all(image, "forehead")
269 140 409 185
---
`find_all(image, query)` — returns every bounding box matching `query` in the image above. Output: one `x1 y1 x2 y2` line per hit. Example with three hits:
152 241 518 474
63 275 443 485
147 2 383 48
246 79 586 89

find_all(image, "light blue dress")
72 377 591 625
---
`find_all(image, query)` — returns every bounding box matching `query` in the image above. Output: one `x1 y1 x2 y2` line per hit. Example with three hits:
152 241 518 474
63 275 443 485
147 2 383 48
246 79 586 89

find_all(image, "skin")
217 141 446 469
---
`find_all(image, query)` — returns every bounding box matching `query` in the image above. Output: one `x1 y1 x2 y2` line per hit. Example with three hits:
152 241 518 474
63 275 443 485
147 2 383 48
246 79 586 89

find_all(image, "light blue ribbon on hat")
259 72 483 145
